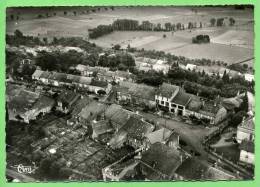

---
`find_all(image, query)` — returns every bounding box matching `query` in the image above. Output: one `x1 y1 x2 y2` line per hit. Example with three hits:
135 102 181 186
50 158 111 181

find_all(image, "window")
156 99 159 103
171 103 177 108
171 108 175 113
166 102 169 106
161 101 164 105
178 106 184 109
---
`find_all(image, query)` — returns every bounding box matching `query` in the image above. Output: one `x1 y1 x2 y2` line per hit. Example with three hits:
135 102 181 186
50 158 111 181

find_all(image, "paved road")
140 111 218 157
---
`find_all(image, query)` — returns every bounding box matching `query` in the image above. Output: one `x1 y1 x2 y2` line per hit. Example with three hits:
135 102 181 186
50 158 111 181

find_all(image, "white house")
185 64 197 71
244 73 254 82
236 117 254 144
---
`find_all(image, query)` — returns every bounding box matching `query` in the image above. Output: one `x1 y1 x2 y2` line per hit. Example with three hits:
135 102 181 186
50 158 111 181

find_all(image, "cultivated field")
6 6 254 64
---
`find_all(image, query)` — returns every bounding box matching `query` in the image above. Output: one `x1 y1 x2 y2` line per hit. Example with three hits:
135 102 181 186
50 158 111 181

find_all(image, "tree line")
132 65 253 99
89 16 236 39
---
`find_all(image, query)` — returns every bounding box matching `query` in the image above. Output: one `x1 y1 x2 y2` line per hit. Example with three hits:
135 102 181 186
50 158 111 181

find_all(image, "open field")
6 6 254 64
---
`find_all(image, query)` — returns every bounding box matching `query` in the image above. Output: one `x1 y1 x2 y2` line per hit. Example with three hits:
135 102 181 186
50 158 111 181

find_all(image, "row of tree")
210 17 236 27
133 65 253 99
88 25 114 39
98 53 135 71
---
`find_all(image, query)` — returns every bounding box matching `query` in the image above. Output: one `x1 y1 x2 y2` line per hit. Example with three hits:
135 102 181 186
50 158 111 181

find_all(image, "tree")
14 29 23 38
163 34 166 38
200 22 202 28
113 44 121 50
243 64 248 70
229 17 235 26
38 14 43 19
10 14 14 21
164 22 172 31
39 158 53 175
210 18 216 27
222 70 229 83
216 18 224 27
49 161 61 179
64 11 67 15
238 92 248 112
59 168 72 179
73 11 77 16
176 23 182 30
43 37 48 45
230 111 247 127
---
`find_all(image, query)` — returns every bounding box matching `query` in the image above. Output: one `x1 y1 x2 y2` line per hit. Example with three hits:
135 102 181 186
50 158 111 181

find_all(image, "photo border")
0 0 259 187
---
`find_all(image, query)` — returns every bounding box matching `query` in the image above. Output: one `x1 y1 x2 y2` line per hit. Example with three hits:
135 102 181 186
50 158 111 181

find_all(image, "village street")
139 111 218 157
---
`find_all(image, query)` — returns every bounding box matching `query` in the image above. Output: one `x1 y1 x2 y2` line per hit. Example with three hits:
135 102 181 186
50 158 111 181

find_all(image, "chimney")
214 102 217 107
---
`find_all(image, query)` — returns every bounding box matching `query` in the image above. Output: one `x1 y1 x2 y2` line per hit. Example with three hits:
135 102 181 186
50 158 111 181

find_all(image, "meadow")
6 6 254 65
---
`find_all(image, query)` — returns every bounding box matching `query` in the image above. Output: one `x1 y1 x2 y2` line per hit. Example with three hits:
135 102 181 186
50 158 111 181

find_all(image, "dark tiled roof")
141 142 182 178
32 95 55 110
57 91 80 105
187 99 202 112
39 71 51 79
129 84 156 101
171 90 191 106
90 79 108 88
175 158 208 180
199 101 223 117
92 120 113 136
157 83 179 98
240 140 254 153
122 116 154 140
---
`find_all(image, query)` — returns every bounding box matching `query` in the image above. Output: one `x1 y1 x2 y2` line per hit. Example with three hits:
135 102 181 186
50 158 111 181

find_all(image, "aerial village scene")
5 5 254 182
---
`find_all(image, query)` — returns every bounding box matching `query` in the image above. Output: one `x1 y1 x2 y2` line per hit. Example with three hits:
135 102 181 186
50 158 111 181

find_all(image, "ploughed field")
7 6 254 64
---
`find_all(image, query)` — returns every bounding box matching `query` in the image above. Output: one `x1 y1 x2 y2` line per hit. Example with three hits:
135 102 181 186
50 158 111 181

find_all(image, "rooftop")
176 158 236 180
157 83 179 98
145 128 173 144
122 116 154 140
239 117 254 131
141 142 182 179
79 101 107 121
171 90 191 106
32 69 44 78
92 120 113 137
128 84 156 101
32 95 55 111
90 79 108 88
57 90 80 105
105 104 134 129
240 139 254 153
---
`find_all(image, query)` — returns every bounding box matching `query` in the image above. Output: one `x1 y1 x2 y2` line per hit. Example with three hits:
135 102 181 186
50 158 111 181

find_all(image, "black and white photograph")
5 5 255 182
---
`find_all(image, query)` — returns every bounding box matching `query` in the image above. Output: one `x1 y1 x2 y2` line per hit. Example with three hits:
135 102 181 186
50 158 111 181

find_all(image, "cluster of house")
32 69 112 94
236 117 255 166
6 84 55 123
135 57 170 74
99 104 237 181
116 82 227 125
183 63 254 82
73 64 135 83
